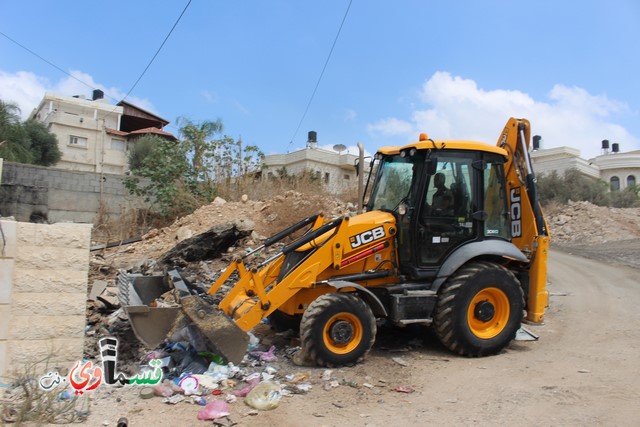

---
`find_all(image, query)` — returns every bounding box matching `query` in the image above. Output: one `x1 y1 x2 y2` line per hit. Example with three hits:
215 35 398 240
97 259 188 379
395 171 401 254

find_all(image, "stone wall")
0 219 91 380
0 161 144 224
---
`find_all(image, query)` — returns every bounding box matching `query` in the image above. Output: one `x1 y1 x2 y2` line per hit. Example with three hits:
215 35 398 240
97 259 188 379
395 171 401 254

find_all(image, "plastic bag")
245 382 281 410
197 400 231 420
248 345 277 363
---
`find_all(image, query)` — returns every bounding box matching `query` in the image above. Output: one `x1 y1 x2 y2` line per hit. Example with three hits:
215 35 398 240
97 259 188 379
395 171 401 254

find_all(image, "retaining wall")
0 161 145 223
0 219 91 380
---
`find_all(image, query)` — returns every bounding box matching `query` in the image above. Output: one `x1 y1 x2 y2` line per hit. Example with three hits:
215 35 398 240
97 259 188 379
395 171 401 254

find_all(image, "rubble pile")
85 192 355 367
545 200 640 244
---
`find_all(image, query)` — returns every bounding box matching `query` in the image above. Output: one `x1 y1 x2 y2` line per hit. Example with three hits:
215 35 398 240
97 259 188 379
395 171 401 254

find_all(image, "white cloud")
0 69 156 119
367 71 639 159
367 117 414 136
201 89 218 103
343 108 357 122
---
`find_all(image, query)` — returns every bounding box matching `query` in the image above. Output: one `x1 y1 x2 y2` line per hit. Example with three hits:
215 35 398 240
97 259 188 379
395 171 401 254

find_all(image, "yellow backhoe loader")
123 117 550 367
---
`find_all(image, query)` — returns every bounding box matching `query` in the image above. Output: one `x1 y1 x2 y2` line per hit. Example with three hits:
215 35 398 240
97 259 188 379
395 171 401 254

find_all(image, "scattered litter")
232 377 260 397
341 379 358 388
294 383 313 393
578 369 591 374
179 375 200 395
197 400 231 420
362 383 374 389
139 387 155 399
154 383 174 397
192 374 220 391
163 394 185 405
191 396 207 406
245 382 282 410
248 345 278 363
247 332 260 351
391 357 409 367
321 369 333 381
286 372 310 384
394 386 415 393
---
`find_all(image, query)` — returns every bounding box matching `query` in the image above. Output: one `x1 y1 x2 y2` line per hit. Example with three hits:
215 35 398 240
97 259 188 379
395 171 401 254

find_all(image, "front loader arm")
208 216 345 331
498 118 550 323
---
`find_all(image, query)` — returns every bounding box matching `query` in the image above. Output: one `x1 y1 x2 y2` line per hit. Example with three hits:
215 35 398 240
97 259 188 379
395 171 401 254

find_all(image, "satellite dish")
333 144 347 154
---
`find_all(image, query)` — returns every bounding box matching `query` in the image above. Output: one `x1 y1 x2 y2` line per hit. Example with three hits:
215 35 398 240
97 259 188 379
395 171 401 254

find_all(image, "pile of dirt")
92 191 352 271
545 200 640 244
544 200 640 270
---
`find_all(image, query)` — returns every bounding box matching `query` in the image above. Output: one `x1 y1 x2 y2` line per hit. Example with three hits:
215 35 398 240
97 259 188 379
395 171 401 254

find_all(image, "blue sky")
1 1 639 159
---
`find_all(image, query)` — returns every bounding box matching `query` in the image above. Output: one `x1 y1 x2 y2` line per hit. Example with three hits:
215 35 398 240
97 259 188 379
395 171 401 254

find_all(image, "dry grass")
1 357 90 425
91 177 345 245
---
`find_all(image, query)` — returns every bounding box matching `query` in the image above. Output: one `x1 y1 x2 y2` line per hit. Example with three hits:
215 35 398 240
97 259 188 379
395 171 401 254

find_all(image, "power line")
288 0 353 151
0 0 192 112
0 30 119 102
119 0 191 104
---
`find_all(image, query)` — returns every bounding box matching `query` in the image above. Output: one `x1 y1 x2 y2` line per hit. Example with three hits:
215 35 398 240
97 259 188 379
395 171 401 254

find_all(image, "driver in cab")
431 173 454 216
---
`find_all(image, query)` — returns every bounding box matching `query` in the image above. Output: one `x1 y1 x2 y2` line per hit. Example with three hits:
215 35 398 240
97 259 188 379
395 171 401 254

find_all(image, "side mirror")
426 157 438 176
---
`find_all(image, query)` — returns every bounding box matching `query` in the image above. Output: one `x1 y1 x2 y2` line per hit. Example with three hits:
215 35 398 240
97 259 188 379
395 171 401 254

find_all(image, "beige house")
531 142 640 191
29 91 176 174
263 137 359 195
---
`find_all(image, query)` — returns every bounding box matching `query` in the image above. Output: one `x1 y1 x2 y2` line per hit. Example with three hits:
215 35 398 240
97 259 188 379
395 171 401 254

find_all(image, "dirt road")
85 250 640 426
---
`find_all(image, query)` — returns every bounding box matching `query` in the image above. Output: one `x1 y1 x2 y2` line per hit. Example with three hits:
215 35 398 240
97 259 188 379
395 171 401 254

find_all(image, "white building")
29 91 176 174
262 135 358 195
531 142 640 191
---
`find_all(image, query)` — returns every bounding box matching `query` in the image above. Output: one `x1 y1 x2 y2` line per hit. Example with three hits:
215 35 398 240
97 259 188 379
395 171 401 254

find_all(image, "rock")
241 194 249 203
213 197 227 206
175 226 193 242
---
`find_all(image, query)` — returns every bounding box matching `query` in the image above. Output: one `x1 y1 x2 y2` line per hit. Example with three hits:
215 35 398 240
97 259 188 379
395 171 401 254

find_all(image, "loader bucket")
118 271 249 364
177 295 249 365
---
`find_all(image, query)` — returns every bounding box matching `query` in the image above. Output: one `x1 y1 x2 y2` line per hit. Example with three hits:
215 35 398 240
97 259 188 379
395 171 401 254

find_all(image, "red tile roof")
105 127 128 136
129 127 177 140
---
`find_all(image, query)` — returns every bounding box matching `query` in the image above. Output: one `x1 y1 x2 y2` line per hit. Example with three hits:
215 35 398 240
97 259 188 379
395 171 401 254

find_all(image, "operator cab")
367 138 510 280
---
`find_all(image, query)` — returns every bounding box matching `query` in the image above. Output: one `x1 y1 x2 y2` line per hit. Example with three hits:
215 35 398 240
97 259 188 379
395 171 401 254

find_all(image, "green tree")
0 100 32 163
536 168 637 207
124 136 193 217
178 117 224 184
0 99 61 166
127 134 157 171
23 119 61 166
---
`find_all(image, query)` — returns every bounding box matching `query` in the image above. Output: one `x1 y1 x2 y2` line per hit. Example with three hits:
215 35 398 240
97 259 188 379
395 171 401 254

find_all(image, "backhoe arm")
498 118 550 323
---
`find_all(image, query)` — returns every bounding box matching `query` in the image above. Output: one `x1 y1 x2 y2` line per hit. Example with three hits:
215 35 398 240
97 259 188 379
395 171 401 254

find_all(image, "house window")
343 174 350 180
69 135 88 147
324 172 330 184
111 139 126 151
627 175 636 188
610 176 620 191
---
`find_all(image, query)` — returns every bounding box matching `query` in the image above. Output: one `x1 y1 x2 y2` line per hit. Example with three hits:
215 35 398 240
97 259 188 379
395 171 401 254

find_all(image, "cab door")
417 153 476 266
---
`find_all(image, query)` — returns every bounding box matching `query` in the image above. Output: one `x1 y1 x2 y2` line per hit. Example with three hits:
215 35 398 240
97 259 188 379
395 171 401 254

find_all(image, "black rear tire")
434 261 524 356
300 293 376 367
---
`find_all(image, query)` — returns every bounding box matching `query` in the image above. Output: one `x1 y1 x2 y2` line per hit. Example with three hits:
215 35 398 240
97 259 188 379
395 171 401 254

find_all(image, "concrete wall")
0 219 92 380
0 161 145 223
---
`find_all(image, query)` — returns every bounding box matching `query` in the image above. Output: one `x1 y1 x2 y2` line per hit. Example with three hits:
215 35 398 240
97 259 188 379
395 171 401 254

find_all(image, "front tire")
300 293 376 367
434 261 524 356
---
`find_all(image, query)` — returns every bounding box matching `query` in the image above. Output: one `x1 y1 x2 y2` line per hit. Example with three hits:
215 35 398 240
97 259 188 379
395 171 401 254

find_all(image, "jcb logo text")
350 226 385 249
510 188 522 238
